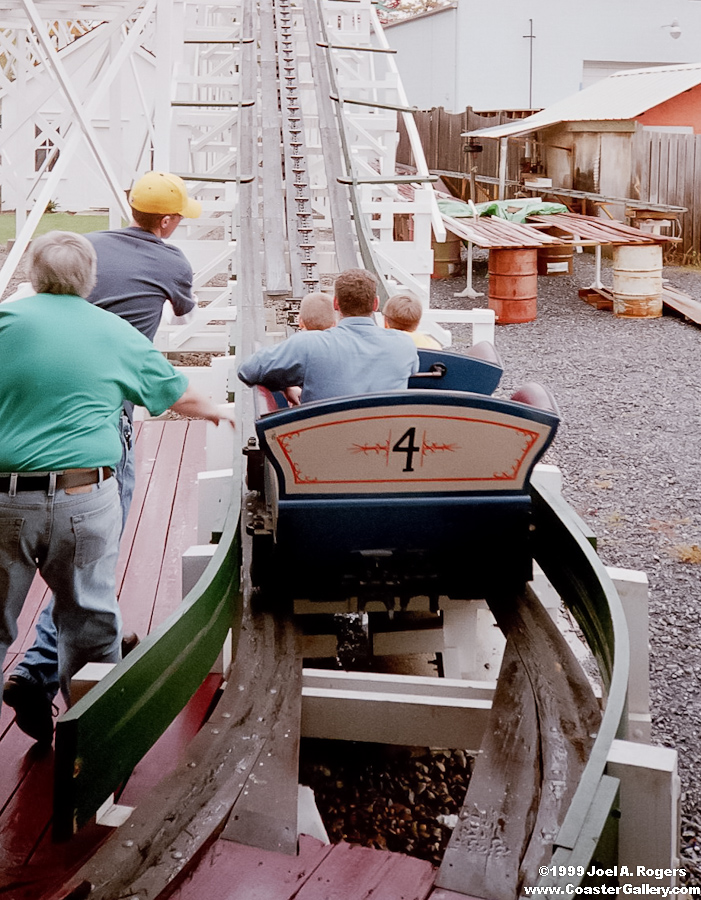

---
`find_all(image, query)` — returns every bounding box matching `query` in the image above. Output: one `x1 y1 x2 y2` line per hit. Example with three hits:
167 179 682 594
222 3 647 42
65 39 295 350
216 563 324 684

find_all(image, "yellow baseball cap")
129 171 202 218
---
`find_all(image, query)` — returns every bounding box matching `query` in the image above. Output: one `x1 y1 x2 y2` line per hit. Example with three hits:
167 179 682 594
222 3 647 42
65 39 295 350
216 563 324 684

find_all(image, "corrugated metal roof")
464 62 701 139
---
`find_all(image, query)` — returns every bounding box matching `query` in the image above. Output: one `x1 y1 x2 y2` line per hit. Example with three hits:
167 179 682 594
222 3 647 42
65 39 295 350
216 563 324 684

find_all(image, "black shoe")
3 675 54 745
121 632 140 656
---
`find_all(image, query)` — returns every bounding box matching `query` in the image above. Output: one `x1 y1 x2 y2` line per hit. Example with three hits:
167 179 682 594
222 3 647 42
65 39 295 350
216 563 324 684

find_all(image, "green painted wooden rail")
531 479 630 891
53 480 243 841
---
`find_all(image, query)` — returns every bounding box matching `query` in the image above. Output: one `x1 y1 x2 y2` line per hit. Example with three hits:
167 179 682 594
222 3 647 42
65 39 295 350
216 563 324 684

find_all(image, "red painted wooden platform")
0 419 220 900
169 833 477 900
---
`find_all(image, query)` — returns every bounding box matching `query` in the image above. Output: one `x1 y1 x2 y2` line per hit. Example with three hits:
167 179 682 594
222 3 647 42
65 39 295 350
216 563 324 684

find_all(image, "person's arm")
237 334 308 391
282 385 302 406
161 303 197 327
170 383 235 426
165 247 197 319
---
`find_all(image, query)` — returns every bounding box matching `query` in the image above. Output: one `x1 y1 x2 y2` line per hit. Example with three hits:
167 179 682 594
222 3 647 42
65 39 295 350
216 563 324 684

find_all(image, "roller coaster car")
246 351 558 605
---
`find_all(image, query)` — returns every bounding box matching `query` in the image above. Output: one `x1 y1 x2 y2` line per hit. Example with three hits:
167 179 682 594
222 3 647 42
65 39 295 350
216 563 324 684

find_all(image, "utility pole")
523 18 535 109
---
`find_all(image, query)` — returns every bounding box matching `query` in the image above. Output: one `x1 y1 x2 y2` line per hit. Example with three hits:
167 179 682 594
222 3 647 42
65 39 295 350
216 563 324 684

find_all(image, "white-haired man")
0 230 233 744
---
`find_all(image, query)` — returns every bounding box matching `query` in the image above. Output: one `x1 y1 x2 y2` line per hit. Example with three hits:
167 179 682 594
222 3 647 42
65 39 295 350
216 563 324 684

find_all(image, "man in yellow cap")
3 172 203 741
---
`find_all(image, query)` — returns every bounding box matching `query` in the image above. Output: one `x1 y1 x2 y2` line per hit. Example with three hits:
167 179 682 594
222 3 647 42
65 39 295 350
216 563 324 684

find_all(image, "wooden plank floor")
169 834 479 900
0 419 216 900
171 834 439 900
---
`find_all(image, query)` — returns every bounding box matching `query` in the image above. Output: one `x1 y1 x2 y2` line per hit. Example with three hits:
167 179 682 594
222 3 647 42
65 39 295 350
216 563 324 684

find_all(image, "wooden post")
498 137 508 200
607 740 681 885
606 567 651 742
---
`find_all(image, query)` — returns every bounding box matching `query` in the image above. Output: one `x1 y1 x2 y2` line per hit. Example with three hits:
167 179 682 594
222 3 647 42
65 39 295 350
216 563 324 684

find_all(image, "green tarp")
438 196 568 224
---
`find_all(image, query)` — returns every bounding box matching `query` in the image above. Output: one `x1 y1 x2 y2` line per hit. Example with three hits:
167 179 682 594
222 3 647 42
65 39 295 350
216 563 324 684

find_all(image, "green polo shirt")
0 293 188 471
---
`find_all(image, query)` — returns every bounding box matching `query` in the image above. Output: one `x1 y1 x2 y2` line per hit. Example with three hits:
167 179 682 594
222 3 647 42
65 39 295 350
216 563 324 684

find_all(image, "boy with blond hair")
383 291 441 349
298 291 336 331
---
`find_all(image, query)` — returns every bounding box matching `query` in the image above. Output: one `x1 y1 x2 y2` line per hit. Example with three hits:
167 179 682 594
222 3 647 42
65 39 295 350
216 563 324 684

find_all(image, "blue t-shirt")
0 294 188 471
87 227 195 342
238 317 419 403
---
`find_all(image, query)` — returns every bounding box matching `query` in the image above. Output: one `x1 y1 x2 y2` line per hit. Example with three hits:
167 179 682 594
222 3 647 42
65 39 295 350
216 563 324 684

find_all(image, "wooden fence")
401 107 700 259
397 106 529 202
631 129 701 262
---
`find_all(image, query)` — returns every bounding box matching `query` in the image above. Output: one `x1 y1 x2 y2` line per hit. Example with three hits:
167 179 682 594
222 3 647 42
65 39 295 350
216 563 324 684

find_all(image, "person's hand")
213 404 236 427
283 386 302 407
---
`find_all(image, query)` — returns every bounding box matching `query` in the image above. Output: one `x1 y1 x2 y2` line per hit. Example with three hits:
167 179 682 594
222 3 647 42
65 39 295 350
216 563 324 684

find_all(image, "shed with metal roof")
462 63 699 229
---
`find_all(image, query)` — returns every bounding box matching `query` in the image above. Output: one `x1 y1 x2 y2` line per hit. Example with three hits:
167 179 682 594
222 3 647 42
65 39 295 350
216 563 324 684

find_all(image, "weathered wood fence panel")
631 130 700 260
397 106 528 201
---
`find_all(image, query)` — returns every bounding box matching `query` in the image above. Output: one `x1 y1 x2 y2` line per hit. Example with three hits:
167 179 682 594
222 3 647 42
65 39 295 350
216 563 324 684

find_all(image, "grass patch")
0 212 112 244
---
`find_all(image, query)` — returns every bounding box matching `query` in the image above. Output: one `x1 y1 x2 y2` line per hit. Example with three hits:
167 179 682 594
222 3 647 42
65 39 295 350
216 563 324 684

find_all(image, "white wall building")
0 21 157 217
384 0 701 112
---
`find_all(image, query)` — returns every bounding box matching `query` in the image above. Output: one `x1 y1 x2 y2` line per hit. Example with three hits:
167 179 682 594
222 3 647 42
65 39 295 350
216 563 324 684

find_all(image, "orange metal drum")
488 248 538 324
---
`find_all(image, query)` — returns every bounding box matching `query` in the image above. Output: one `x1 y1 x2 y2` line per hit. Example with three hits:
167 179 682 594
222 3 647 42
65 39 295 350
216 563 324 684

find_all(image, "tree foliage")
378 0 450 24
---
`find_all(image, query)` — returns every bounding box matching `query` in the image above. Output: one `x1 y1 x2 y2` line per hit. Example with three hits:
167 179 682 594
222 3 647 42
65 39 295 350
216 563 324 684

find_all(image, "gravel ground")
431 249 701 882
300 740 471 864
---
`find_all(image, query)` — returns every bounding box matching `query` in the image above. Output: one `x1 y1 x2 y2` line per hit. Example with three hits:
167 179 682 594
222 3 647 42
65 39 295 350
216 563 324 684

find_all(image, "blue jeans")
0 476 123 703
10 414 135 702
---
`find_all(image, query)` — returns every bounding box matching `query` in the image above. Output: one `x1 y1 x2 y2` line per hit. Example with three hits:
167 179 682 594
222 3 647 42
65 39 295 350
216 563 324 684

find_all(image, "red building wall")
636 83 701 134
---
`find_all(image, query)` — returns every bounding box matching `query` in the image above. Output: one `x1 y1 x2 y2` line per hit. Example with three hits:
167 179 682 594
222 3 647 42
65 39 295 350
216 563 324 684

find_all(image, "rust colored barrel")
488 248 538 324
537 243 574 276
432 229 462 278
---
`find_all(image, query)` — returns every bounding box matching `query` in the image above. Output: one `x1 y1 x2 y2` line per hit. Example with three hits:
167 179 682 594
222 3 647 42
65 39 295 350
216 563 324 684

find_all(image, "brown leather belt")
0 467 113 493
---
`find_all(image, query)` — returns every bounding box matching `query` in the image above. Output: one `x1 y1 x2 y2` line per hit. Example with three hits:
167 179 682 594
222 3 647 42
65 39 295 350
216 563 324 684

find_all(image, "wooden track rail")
529 482 630 888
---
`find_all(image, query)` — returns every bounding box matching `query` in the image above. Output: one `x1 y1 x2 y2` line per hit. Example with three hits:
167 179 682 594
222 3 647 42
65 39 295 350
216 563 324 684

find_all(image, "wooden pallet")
578 286 614 310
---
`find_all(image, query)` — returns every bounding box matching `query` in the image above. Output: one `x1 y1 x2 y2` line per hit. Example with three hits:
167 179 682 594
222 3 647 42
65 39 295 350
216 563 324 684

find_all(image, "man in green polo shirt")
0 231 234 743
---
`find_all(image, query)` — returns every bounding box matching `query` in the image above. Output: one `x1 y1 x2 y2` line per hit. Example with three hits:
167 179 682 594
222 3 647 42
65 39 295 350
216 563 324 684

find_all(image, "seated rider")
298 291 336 331
238 268 419 404
382 291 441 350
285 291 336 406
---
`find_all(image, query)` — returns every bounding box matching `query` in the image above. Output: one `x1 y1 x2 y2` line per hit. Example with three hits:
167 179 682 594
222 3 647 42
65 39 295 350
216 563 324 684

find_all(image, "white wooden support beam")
177 365 217 398
175 361 233 404
211 628 233 677
182 544 218 598
298 786 330 844
96 794 135 828
21 0 133 220
205 403 236 470
440 598 505 681
301 669 493 752
153 0 176 170
160 332 230 353
196 468 233 543
211 357 238 401
70 662 116 705
607 740 681 885
532 463 563 495
0 0 155 298
606 567 651 743
421 308 495 345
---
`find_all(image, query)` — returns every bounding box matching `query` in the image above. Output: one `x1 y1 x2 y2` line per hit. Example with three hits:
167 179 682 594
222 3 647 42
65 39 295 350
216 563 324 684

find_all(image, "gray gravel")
431 249 701 882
